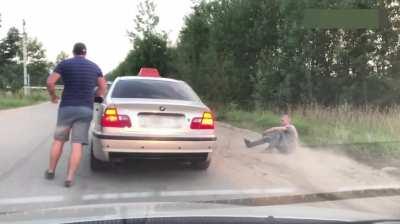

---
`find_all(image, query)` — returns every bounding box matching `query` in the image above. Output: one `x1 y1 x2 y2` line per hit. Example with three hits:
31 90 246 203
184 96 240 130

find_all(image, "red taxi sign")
138 67 160 77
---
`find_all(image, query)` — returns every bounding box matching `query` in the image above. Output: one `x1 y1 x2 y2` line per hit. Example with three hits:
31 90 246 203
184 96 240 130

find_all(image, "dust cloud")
216 122 400 192
215 122 400 216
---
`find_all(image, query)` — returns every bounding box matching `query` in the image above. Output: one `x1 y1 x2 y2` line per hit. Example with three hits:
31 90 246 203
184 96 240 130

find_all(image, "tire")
191 158 211 170
90 144 108 171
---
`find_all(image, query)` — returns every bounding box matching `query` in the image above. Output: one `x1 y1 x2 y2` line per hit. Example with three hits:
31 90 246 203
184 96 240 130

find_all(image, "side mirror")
94 96 104 103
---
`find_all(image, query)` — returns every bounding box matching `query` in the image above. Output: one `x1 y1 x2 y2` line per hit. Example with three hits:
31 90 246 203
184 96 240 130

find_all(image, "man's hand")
96 77 107 97
47 72 61 104
50 94 59 104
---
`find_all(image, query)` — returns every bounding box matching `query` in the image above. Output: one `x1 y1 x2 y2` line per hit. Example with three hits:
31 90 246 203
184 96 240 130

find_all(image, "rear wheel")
90 144 108 171
191 157 211 170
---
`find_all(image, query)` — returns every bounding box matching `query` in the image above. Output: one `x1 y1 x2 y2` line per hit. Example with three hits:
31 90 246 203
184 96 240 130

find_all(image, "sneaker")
244 138 252 148
44 170 55 180
64 180 73 188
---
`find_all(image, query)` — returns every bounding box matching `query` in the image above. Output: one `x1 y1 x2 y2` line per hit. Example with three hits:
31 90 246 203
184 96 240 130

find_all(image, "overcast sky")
0 0 193 73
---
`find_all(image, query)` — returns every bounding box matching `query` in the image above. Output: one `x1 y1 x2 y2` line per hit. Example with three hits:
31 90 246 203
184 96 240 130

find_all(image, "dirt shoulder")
215 122 400 216
216 122 400 191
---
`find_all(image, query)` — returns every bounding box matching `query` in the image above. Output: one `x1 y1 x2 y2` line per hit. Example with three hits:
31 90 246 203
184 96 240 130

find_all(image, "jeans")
246 131 292 153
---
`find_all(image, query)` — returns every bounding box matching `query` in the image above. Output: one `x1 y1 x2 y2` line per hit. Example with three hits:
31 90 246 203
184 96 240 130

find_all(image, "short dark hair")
73 42 87 55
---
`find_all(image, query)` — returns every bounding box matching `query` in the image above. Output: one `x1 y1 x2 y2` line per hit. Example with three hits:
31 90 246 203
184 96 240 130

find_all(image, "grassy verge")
216 104 400 157
0 91 48 110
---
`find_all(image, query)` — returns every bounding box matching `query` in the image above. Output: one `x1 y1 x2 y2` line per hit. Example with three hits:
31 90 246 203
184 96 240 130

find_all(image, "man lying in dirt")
244 114 299 154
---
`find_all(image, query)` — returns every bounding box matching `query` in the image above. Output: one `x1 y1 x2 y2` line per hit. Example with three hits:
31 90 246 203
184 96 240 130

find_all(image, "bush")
0 90 48 109
219 104 400 156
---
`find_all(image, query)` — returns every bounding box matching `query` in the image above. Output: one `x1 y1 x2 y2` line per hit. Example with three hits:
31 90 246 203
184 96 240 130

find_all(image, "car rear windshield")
111 79 201 101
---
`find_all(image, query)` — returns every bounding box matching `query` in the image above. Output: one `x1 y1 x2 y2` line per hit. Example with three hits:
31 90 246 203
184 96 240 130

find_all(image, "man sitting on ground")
244 114 298 153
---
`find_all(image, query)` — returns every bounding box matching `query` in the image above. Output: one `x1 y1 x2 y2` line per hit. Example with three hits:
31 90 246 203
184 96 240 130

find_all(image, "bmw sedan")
90 71 217 171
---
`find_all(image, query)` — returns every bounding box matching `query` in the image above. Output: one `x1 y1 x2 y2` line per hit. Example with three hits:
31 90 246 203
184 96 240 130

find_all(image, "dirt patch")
218 121 400 179
216 122 400 190
216 122 400 216
308 146 400 178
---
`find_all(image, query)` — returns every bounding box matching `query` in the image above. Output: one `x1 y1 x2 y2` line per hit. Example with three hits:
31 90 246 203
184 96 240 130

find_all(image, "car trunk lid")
103 98 211 134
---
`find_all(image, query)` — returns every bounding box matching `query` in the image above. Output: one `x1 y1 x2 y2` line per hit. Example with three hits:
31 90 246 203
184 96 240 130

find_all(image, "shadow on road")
103 160 197 173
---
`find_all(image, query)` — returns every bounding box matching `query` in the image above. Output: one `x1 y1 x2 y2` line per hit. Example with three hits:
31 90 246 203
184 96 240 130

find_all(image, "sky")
0 0 194 73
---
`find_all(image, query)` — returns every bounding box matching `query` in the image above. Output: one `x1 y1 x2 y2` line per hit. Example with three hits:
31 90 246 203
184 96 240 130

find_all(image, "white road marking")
2 185 399 207
337 185 400 191
0 195 64 205
82 192 156 201
120 192 155 198
0 188 297 206
82 188 297 201
159 188 296 197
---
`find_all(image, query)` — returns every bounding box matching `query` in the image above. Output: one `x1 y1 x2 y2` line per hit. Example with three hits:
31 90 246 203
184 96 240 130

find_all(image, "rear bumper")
91 131 217 162
93 132 217 141
109 152 209 161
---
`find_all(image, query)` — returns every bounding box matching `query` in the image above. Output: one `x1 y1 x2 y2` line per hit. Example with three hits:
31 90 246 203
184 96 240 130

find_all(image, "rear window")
111 79 201 101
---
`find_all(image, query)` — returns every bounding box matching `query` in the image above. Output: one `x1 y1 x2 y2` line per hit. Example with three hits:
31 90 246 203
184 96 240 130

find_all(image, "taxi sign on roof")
138 67 160 77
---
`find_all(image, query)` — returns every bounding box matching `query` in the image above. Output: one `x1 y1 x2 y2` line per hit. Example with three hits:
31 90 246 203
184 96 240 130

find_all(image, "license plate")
139 114 184 129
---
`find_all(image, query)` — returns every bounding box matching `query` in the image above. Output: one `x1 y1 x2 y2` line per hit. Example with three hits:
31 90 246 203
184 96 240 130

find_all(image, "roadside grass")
216 104 400 157
0 91 48 109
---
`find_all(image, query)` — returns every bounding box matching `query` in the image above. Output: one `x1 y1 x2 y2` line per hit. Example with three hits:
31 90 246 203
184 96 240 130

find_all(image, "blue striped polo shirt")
54 56 103 109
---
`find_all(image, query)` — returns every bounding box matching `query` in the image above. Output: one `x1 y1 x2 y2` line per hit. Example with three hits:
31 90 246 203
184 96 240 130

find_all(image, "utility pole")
22 19 29 96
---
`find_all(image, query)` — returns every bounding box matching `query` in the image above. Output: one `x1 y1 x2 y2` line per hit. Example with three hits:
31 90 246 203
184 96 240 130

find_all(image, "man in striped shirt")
45 43 107 187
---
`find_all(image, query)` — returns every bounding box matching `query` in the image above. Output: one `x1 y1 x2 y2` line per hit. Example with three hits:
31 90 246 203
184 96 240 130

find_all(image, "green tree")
25 38 52 86
0 27 22 91
110 0 400 107
111 0 169 79
175 0 280 107
55 51 69 65
0 27 21 64
128 0 160 40
0 26 52 90
0 63 22 91
173 0 400 108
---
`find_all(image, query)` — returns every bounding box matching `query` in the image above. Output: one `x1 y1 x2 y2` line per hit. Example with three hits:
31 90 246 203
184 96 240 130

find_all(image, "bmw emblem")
159 106 166 111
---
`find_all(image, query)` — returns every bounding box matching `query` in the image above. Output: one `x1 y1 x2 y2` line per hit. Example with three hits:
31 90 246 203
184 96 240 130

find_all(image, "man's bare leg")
48 140 65 173
66 143 83 185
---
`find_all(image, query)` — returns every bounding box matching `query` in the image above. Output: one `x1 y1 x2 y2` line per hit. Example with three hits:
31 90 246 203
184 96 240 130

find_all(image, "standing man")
45 43 107 187
244 114 298 154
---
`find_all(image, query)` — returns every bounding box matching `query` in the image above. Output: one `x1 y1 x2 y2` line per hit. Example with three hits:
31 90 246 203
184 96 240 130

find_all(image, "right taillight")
101 107 132 128
190 112 215 129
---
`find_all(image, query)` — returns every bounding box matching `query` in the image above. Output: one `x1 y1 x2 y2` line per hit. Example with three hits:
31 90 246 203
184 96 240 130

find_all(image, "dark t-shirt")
54 56 102 108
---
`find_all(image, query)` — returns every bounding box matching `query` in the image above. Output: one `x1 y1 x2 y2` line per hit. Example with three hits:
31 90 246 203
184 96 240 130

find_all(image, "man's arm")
47 72 61 103
95 76 107 97
263 126 287 134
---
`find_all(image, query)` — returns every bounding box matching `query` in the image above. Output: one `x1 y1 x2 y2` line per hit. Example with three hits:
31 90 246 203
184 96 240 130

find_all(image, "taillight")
101 107 132 128
190 112 215 129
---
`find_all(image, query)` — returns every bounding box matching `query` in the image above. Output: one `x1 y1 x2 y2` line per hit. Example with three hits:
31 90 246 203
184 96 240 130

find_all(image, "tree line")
0 14 54 92
114 0 399 108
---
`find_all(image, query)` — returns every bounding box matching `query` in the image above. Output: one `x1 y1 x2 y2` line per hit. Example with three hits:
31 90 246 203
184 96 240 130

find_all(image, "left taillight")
101 107 132 128
190 112 215 129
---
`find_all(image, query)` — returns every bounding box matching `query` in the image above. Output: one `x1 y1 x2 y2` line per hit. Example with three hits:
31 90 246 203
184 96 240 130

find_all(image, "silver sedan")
90 75 217 170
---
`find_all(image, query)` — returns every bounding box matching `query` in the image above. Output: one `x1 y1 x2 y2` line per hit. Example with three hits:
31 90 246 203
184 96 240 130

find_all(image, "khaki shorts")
54 106 93 145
